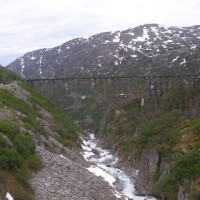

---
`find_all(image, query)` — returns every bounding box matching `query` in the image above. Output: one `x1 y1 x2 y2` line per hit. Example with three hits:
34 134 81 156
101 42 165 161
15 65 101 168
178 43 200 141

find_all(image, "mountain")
4 24 200 200
7 24 200 78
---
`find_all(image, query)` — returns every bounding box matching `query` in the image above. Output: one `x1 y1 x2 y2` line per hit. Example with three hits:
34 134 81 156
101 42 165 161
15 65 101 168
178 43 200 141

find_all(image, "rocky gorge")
3 23 200 199
0 68 159 200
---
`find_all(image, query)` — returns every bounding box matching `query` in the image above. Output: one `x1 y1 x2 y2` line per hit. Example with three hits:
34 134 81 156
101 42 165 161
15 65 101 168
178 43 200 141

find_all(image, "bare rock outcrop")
178 187 189 200
135 148 159 195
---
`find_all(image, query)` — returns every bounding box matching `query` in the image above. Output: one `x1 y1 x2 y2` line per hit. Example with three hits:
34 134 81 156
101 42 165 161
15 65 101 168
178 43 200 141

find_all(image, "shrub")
26 154 42 171
142 110 182 137
161 174 179 199
0 135 7 147
0 171 5 183
191 119 200 136
173 151 200 181
0 66 19 84
0 148 23 169
0 154 8 169
161 151 200 199
60 139 73 147
16 167 32 184
34 126 49 139
22 115 38 129
13 135 36 156
0 120 18 140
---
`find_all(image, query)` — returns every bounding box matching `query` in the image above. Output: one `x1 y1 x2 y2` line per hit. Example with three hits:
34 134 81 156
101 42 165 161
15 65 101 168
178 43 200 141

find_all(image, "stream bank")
80 132 157 200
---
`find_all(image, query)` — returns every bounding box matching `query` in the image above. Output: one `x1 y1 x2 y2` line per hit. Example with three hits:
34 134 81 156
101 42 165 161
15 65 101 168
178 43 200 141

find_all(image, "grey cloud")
0 0 200 65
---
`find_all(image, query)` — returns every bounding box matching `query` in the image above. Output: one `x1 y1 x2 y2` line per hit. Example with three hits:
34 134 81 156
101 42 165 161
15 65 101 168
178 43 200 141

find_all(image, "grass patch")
4 172 34 200
0 119 39 186
161 150 200 199
0 170 6 183
0 66 19 84
19 81 78 142
0 120 19 140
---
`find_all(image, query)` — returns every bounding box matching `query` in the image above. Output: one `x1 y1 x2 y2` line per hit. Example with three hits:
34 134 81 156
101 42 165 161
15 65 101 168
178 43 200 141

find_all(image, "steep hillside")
0 67 117 200
0 67 76 199
99 82 200 199
7 24 200 78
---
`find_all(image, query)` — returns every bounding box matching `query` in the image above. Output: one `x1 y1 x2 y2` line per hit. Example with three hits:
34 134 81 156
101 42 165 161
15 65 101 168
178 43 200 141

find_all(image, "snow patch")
163 40 173 44
119 57 125 64
131 55 137 58
38 56 43 76
171 56 179 63
113 32 121 43
132 36 145 42
132 28 150 42
161 44 167 49
6 192 14 200
180 59 186 65
143 28 150 40
119 43 129 51
126 32 135 36
190 45 197 50
31 56 36 60
20 58 25 77
87 166 116 186
57 47 61 53
81 96 87 100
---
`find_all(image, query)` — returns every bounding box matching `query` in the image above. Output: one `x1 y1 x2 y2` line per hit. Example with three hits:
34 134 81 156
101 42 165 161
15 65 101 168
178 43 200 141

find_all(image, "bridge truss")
25 75 199 106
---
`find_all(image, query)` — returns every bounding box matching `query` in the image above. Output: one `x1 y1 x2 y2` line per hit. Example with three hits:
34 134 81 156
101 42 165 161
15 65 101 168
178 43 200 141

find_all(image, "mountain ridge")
7 24 200 79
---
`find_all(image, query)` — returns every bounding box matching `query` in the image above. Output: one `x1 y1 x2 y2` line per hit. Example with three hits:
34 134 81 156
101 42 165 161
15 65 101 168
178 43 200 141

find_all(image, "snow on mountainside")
7 24 200 78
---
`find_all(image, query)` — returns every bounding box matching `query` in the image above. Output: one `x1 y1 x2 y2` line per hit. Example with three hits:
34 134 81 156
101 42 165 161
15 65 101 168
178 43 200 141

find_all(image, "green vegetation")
160 151 200 199
0 171 6 183
0 120 40 179
133 110 183 158
0 65 19 84
17 81 77 146
100 83 200 199
0 67 78 199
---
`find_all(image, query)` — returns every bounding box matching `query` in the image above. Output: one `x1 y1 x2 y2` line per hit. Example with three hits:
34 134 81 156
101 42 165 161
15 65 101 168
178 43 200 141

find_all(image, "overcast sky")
0 0 200 66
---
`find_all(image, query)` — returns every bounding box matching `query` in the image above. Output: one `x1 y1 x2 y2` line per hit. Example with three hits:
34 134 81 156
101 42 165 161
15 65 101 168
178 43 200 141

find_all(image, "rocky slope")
0 67 118 200
31 146 116 200
7 24 200 78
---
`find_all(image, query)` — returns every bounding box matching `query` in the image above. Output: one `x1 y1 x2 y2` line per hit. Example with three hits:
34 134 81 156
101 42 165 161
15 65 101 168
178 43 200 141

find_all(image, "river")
80 133 157 200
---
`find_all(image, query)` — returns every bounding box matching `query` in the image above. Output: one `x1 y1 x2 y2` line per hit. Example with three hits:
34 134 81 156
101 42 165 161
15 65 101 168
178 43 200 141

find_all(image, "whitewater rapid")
80 133 157 200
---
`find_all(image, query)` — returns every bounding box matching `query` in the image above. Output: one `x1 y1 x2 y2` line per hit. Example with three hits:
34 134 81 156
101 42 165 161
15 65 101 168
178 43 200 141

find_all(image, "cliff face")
136 148 159 194
7 24 200 78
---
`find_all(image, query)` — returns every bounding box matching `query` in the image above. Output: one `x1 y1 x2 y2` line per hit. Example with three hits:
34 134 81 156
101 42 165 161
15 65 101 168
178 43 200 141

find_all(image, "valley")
1 23 200 200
